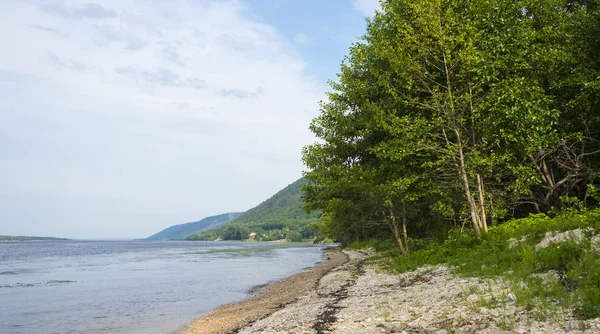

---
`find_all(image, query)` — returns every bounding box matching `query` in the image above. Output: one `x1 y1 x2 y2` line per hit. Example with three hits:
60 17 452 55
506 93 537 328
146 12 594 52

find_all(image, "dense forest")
186 178 320 241
302 0 600 254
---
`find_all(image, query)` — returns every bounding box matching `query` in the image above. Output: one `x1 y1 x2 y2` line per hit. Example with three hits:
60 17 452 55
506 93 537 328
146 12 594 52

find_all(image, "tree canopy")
302 0 600 252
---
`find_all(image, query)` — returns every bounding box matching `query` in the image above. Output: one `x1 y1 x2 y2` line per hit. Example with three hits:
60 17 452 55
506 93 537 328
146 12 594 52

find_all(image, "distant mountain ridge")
145 212 244 240
186 178 321 241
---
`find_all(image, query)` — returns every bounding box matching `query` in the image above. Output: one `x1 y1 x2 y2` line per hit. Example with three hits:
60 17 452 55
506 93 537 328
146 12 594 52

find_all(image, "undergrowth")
357 208 600 320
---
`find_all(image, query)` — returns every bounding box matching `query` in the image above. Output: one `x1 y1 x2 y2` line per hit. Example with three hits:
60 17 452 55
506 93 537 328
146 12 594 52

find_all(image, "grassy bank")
353 209 600 325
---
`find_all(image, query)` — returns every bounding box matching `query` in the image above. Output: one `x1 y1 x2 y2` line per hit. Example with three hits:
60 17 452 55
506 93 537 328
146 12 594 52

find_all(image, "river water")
0 240 325 334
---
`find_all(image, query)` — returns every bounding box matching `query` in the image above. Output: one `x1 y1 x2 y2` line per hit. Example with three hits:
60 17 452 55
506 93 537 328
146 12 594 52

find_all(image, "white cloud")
40 2 118 20
353 0 380 17
46 52 86 70
294 33 313 46
0 0 325 238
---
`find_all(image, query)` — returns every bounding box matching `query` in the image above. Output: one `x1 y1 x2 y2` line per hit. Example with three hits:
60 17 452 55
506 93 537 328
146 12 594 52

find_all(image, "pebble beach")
182 249 600 334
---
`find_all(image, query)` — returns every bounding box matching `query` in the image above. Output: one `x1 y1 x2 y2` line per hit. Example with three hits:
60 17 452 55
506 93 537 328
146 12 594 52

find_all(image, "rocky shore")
185 249 600 334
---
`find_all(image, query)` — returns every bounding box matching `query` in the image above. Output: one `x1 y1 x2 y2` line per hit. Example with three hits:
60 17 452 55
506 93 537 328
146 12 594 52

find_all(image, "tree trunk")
401 201 410 256
442 48 482 238
382 207 409 256
489 194 495 226
477 174 488 233
455 129 483 237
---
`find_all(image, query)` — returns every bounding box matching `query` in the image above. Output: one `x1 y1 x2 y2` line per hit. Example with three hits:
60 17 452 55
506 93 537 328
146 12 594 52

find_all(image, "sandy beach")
183 249 600 334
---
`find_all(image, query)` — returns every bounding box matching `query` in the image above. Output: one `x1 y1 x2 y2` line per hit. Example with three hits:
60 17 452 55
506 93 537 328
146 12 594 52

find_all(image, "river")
0 240 325 334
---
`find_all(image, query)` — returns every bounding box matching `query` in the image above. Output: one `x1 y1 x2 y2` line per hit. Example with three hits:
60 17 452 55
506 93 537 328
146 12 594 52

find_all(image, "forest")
303 0 599 254
301 0 600 320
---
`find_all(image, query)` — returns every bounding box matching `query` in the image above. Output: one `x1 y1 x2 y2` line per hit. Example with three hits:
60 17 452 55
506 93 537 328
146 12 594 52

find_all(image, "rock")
564 320 583 331
504 306 517 317
591 234 600 251
508 237 526 248
397 314 412 322
459 325 473 332
236 249 581 333
536 229 588 250
376 322 403 333
407 319 421 328
387 324 403 333
467 294 479 302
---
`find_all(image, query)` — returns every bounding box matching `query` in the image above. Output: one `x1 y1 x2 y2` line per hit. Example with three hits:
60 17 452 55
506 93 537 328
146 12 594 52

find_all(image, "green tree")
303 0 600 252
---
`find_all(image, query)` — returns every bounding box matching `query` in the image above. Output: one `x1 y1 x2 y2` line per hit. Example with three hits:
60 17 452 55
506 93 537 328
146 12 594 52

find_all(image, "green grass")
370 208 600 320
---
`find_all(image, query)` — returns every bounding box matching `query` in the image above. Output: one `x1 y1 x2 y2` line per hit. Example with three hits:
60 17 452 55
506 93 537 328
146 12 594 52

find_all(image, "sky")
0 0 380 238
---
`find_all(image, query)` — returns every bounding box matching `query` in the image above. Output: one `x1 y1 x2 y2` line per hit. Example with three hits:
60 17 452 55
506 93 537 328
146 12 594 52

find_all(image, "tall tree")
303 0 600 252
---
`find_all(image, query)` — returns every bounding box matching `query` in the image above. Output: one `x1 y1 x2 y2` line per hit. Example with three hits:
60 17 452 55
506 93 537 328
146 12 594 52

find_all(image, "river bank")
185 248 600 334
184 248 349 333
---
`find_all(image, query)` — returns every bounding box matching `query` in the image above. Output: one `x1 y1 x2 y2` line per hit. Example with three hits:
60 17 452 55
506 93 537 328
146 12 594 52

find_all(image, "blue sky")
246 0 375 83
0 0 379 238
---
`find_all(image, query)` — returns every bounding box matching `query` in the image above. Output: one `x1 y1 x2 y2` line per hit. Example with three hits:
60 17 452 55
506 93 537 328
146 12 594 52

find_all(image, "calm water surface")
0 240 326 334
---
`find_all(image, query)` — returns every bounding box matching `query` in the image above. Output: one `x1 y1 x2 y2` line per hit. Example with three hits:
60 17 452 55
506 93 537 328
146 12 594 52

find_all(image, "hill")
145 212 244 240
186 178 321 241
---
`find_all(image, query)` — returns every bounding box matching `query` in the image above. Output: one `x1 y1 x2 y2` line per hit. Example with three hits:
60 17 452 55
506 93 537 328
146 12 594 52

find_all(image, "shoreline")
182 247 349 334
181 248 600 334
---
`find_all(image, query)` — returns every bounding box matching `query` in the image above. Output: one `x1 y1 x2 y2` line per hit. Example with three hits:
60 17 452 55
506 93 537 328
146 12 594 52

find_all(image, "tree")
303 0 600 253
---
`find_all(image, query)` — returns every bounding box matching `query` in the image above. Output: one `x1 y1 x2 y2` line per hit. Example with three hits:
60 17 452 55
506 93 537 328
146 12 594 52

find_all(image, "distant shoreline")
0 236 69 242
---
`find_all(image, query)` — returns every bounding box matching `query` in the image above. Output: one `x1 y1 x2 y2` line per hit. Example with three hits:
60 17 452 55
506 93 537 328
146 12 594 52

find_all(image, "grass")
497 316 516 331
369 208 600 321
375 299 392 321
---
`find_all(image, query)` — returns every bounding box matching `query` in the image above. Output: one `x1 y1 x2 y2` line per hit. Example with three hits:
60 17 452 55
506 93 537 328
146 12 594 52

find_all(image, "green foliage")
298 0 600 323
186 178 321 241
349 238 397 253
284 227 303 242
379 209 600 319
302 0 600 251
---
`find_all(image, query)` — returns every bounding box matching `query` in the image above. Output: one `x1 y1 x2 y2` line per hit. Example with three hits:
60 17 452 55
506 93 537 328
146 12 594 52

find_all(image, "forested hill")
186 178 321 241
145 212 243 240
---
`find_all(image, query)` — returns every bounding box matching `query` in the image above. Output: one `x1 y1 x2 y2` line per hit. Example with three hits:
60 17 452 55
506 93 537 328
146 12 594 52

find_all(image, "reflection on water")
0 240 325 334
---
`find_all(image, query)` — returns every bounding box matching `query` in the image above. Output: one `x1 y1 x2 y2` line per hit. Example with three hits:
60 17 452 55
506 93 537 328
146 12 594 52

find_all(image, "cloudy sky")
0 0 380 238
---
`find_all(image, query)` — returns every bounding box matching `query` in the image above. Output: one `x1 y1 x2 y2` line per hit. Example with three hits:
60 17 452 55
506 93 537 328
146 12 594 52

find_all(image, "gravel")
184 249 600 333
